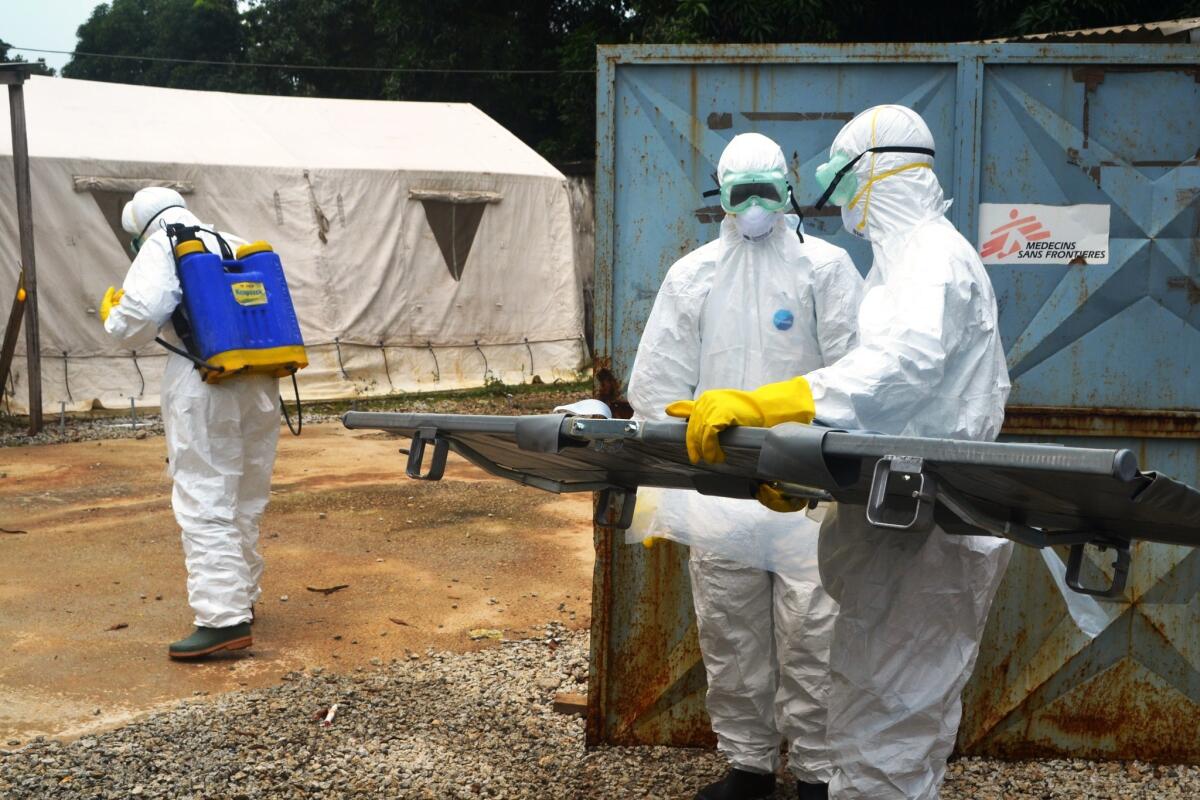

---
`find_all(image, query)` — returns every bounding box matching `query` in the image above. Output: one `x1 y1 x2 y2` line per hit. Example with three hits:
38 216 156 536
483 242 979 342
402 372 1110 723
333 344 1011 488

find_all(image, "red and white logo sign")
980 209 1051 260
978 204 1109 265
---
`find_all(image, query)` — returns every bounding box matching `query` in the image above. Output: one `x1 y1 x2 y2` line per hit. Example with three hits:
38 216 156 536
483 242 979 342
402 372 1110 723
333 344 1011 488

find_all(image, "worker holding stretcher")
668 106 1013 800
629 132 863 800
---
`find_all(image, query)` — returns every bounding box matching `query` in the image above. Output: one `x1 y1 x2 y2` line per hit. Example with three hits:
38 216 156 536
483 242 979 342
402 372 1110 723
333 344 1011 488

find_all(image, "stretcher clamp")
567 418 641 441
866 455 938 531
564 418 642 455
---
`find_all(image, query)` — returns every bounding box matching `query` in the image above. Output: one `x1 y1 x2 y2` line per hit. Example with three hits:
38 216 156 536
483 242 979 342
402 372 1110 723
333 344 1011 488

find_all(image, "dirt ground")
0 422 594 744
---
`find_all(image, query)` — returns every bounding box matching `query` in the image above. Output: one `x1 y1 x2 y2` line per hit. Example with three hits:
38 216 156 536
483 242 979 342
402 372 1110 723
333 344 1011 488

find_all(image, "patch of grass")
305 378 594 417
0 377 596 431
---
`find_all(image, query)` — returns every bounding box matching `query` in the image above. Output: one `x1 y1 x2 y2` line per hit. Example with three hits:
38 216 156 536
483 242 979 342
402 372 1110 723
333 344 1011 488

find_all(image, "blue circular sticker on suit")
773 309 795 331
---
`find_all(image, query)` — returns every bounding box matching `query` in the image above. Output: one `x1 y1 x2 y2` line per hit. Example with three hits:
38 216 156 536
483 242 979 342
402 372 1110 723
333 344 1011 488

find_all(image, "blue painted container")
589 42 1200 760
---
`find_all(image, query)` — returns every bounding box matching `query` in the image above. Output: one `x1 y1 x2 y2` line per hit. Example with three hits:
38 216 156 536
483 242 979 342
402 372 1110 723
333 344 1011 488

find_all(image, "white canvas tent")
0 77 586 414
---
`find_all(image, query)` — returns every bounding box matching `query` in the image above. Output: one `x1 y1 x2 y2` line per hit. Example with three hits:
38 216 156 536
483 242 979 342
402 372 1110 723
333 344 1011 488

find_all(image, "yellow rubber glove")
665 376 815 464
755 483 810 513
98 286 124 323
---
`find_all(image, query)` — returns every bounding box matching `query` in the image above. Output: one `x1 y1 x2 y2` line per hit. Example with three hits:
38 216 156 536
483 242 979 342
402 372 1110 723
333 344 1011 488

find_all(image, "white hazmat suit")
801 106 1013 799
628 134 864 786
104 187 281 630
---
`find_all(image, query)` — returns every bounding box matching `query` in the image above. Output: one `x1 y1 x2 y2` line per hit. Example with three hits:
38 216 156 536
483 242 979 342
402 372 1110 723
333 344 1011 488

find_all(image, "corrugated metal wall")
588 43 1200 760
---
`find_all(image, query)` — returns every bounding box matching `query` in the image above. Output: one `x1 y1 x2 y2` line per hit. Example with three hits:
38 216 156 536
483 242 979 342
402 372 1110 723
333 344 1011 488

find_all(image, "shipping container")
589 41 1200 761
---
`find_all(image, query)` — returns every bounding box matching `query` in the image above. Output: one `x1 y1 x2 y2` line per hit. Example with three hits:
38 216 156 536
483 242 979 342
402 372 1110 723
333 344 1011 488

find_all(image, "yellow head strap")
849 107 934 231
847 162 934 211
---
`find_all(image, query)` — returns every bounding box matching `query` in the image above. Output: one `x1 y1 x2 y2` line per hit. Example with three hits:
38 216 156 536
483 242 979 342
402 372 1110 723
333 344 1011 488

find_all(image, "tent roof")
0 76 562 178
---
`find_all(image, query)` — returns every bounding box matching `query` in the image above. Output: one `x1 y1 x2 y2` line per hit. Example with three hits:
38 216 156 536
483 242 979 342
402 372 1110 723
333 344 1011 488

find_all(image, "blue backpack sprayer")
153 223 308 434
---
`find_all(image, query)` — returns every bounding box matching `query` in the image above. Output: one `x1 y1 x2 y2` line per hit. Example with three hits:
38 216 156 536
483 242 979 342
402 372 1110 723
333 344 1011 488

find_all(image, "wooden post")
3 68 42 434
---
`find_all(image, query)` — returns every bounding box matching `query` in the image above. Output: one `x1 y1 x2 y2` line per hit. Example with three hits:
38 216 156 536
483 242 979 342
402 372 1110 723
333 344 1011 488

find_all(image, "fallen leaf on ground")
469 628 503 640
106 623 128 631
388 618 411 626
306 585 350 595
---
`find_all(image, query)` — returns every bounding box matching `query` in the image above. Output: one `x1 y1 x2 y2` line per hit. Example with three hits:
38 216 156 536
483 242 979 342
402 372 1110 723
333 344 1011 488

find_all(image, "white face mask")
732 205 779 240
842 204 869 240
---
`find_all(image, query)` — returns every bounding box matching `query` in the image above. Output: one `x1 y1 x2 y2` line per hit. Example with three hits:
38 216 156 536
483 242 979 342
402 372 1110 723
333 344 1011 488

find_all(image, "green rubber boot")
168 623 253 660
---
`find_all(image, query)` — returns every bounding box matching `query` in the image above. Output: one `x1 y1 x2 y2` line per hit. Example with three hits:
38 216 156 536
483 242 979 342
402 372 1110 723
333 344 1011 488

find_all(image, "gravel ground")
0 413 164 447
0 382 588 448
3 625 1198 800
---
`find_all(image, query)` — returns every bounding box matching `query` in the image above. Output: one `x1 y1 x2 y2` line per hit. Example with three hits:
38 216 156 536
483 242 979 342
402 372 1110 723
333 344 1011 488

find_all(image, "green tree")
976 0 1200 36
368 0 630 161
0 39 56 76
240 0 388 98
63 0 244 90
54 0 1200 161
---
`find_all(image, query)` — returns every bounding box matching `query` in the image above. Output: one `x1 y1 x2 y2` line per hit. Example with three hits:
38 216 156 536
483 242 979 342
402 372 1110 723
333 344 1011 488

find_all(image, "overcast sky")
3 0 108 73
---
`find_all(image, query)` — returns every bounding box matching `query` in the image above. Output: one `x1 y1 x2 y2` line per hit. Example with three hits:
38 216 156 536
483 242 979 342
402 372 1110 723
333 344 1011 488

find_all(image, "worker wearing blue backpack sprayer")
100 187 307 659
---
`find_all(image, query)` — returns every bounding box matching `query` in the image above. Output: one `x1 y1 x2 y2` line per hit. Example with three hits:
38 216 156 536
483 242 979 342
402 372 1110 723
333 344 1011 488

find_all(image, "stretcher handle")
406 428 449 481
1065 540 1131 599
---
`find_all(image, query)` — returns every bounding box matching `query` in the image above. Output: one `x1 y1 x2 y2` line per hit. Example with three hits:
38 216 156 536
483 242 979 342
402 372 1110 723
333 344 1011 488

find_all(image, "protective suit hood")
831 105 949 244
122 187 200 241
719 132 788 239
718 131 787 182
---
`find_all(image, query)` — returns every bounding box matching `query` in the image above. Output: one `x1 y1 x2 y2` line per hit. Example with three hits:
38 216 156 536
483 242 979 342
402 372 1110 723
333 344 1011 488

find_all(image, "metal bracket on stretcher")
402 417 639 529
862 453 1130 599
346 411 1200 601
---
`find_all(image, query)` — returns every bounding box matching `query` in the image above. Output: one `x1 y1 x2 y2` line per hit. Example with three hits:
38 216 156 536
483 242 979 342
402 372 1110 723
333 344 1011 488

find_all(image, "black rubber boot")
797 781 829 800
694 768 776 800
168 623 253 660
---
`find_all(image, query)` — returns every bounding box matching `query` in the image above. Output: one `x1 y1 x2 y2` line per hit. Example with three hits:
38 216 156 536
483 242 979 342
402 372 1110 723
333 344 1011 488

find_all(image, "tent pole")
4 72 43 434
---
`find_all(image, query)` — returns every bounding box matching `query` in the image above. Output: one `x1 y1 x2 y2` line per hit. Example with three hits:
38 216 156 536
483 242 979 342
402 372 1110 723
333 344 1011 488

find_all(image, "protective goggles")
716 171 791 214
128 203 185 257
813 146 935 210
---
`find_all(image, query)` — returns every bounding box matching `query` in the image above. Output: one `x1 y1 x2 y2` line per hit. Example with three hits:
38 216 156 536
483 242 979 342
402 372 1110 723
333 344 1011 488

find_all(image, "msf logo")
980 208 1051 260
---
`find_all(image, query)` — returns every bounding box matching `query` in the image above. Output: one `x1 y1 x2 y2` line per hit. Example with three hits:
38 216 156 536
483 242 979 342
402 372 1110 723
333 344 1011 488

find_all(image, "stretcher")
342 410 1200 600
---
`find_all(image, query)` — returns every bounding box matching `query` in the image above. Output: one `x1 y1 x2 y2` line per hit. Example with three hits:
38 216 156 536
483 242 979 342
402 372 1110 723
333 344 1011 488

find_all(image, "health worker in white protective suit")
668 106 1013 800
628 132 864 800
100 187 281 660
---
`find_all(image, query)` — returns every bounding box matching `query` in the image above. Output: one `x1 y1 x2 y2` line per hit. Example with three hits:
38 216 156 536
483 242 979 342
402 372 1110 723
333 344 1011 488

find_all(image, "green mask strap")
814 146 934 210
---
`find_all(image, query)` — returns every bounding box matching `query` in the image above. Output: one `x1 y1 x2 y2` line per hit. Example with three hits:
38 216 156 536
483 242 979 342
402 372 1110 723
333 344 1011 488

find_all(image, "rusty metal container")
588 42 1200 760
